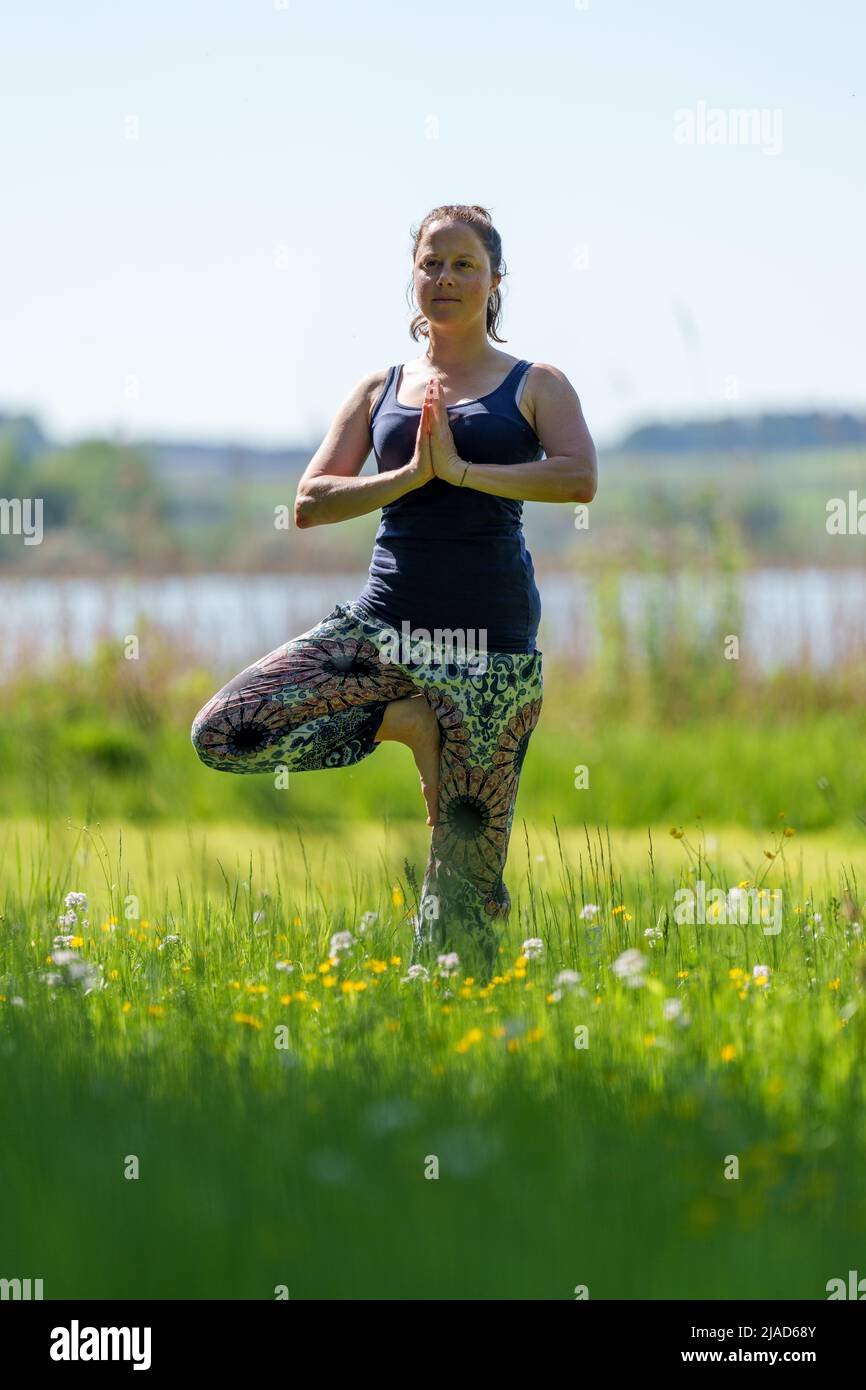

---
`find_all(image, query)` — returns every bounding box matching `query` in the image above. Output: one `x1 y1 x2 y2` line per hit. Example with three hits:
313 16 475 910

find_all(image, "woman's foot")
373 695 441 826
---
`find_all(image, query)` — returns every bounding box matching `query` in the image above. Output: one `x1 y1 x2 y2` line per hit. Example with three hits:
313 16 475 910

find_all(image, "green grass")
2 815 865 1298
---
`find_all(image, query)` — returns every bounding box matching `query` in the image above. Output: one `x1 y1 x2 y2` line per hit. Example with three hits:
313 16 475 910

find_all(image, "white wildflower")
329 930 355 956
358 911 379 933
275 960 295 973
436 952 460 978
612 948 648 987
402 964 429 982
43 950 103 995
579 904 600 920
522 937 544 960
554 969 582 989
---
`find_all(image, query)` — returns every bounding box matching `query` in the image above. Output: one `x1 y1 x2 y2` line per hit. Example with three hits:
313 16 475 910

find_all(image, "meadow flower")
554 969 582 989
158 935 181 950
752 964 771 984
644 926 663 946
522 937 544 960
56 910 78 929
53 935 75 948
329 930 355 957
358 911 378 933
663 998 689 1025
436 952 460 977
402 964 429 982
275 960 295 973
612 949 648 987
42 950 103 995
64 892 88 911
579 904 600 920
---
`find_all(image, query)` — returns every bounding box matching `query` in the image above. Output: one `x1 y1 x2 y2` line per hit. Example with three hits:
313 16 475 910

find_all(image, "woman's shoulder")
519 360 577 409
355 365 395 430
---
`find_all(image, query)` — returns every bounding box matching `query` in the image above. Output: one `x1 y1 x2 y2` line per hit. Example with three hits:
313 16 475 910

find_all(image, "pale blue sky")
1 0 863 450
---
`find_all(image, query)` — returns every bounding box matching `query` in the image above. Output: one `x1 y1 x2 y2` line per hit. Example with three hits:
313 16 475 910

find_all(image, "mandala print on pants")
190 601 544 978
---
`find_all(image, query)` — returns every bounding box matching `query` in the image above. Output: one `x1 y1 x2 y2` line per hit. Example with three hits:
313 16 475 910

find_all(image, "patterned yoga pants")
189 600 544 973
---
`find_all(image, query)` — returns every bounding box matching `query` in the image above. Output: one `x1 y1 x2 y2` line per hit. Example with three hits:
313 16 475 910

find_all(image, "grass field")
2 811 865 1299
2 610 865 1299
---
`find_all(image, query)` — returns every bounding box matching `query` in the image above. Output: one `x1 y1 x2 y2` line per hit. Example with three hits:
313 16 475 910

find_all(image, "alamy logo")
826 1269 866 1299
674 881 782 935
0 497 43 544
0 1276 43 1299
673 101 783 156
826 491 866 535
378 621 489 674
49 1320 152 1371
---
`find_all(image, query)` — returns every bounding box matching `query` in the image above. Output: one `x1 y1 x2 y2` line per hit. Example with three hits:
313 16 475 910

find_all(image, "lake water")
1 568 864 675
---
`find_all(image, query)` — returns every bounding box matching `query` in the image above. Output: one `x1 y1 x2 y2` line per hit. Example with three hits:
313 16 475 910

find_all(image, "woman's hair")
408 204 507 343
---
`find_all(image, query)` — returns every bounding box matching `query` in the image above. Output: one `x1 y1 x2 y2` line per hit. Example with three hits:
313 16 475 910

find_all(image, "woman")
191 203 597 978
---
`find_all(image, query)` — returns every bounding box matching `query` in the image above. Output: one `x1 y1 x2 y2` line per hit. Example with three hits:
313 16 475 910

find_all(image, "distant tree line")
620 411 866 452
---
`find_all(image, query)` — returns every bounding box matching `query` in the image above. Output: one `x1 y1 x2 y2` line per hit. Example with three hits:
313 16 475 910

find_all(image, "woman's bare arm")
461 364 597 504
294 372 432 528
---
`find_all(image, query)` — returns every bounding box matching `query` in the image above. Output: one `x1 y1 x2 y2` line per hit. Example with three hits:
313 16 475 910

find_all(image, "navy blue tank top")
352 359 544 654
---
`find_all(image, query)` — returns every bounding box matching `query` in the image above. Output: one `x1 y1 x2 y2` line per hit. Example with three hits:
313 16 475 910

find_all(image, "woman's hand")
398 379 439 492
427 379 467 486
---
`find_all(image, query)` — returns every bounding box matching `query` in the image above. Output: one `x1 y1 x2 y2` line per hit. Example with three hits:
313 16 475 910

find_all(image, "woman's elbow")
569 454 597 504
294 490 316 528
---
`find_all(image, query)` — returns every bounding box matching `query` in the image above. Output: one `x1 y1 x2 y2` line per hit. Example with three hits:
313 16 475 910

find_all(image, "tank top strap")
496 359 533 414
493 359 531 400
370 365 400 430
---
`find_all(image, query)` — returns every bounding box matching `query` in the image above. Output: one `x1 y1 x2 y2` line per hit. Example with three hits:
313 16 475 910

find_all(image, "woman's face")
413 221 499 330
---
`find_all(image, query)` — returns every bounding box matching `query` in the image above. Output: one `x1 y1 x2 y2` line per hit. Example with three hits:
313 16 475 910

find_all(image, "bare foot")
373 695 441 826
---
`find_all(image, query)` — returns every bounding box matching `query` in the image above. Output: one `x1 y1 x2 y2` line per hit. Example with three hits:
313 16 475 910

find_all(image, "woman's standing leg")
412 651 544 979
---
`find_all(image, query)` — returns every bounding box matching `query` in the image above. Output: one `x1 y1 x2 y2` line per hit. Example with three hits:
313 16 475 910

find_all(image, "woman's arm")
294 371 432 528
461 451 595 504
296 463 422 527
447 363 597 504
